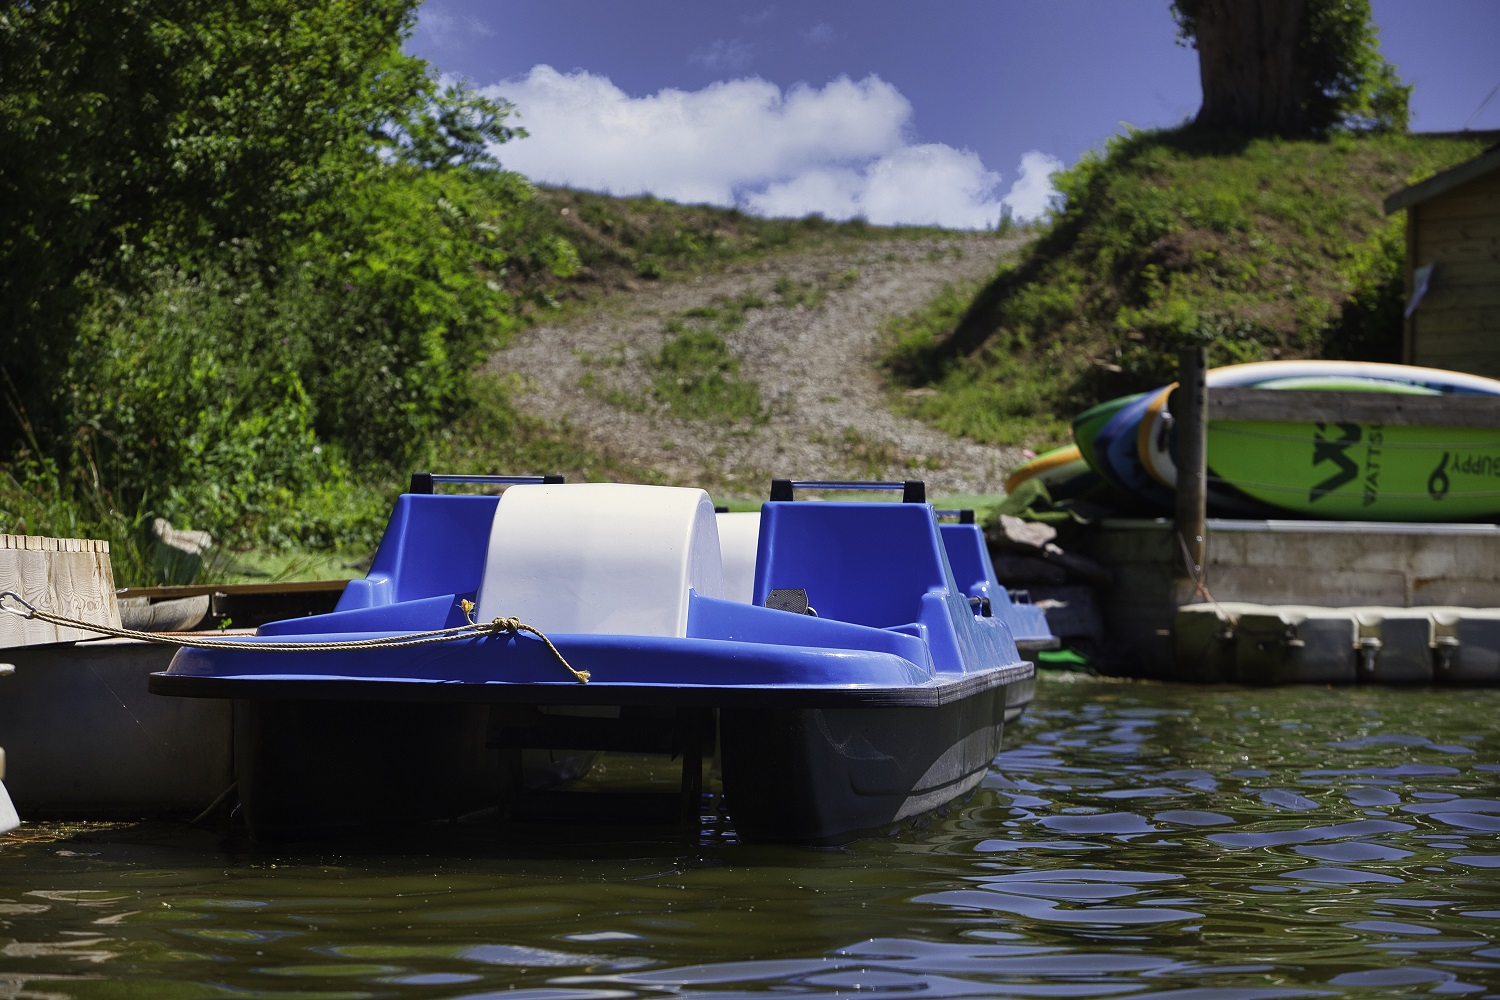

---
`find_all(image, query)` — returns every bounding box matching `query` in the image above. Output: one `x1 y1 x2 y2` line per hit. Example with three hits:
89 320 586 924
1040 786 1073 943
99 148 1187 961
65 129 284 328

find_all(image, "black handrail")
409 473 565 495
769 479 926 503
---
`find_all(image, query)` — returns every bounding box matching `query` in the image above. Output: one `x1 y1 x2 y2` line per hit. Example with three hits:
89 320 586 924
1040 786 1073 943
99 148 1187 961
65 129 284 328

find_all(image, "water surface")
2 674 1498 998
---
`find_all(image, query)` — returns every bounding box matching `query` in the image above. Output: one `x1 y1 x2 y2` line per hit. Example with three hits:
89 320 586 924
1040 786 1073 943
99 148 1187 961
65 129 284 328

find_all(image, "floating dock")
1071 517 1500 682
1 534 348 821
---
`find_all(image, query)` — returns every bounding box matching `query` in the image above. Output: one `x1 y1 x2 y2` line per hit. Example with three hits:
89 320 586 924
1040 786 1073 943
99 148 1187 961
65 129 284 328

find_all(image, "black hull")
224 672 1023 844
232 699 502 840
719 686 1010 844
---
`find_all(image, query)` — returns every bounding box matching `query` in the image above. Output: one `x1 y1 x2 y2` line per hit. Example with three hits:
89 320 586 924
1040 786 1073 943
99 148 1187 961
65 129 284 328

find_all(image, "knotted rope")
0 591 589 683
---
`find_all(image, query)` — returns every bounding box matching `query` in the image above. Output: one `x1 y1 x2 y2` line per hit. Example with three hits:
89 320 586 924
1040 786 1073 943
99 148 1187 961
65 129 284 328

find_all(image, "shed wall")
1406 167 1500 376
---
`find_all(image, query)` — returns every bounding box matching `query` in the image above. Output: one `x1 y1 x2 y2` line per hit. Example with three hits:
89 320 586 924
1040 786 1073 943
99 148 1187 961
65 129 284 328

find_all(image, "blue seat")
333 494 501 612
939 520 1055 646
753 502 951 629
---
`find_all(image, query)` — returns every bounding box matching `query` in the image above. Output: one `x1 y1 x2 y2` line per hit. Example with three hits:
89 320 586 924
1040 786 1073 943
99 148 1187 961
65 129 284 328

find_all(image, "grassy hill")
881 127 1496 449
12 126 1491 586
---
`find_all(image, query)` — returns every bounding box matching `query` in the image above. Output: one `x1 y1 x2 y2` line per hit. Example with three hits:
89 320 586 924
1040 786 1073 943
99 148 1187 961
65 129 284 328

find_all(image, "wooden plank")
1409 360 1500 382
1413 194 1500 226
1416 209 1500 238
1416 210 1500 241
1416 295 1500 320
1403 168 1500 220
0 535 123 648
1208 388 1500 428
0 535 110 553
1409 345 1500 380
1412 306 1500 336
1403 209 1417 364
117 579 352 601
1415 288 1500 315
1174 348 1207 580
1410 327 1500 350
1410 338 1500 367
1412 247 1500 282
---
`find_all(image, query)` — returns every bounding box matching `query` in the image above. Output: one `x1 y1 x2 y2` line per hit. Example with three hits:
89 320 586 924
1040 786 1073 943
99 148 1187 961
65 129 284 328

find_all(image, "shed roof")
1384 143 1500 214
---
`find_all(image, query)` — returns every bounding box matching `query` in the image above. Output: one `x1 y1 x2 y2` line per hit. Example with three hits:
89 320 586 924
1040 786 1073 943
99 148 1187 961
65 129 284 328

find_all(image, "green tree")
1 0 563 549
384 84 528 170
1172 0 1410 136
0 0 428 449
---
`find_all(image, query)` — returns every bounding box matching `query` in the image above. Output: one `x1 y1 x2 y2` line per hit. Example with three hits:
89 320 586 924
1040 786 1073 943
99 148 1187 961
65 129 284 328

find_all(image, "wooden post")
1174 348 1208 583
0 535 122 648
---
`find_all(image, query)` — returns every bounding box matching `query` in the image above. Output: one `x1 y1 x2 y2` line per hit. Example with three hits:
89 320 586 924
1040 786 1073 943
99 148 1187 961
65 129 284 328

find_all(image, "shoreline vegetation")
2 5 1492 586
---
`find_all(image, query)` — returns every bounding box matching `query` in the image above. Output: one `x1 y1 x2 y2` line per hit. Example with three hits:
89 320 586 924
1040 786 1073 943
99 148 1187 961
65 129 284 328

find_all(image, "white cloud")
804 23 835 45
745 144 1006 228
413 3 494 51
485 66 1061 229
690 39 755 73
1001 151 1065 221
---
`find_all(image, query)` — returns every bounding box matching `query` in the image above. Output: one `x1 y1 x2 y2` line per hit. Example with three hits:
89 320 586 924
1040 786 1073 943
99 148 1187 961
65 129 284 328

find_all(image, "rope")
1175 529 1238 629
0 591 589 684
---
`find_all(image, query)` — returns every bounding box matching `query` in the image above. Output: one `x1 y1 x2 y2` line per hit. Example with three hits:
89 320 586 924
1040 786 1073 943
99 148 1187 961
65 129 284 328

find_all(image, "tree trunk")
1191 0 1309 134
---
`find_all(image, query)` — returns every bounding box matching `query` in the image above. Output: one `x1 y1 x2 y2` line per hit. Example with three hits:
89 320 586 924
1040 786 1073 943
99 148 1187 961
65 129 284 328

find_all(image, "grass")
883 277 1073 449
523 188 965 322
882 127 1495 450
432 372 665 487
581 290 774 426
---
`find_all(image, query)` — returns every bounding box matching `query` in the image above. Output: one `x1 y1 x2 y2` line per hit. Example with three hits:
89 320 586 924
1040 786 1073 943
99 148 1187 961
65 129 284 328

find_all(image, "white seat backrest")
476 483 723 637
715 511 760 605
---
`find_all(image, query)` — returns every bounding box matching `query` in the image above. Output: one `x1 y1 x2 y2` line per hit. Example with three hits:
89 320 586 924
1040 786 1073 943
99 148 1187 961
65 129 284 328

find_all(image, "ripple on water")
1 677 1498 997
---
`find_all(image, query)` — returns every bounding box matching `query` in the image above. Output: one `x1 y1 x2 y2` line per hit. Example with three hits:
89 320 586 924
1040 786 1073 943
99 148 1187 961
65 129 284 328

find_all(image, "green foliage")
0 0 597 561
290 166 534 464
1300 0 1411 133
0 0 429 443
432 373 664 488
1171 0 1410 134
884 279 990 384
643 295 768 426
650 328 765 425
885 127 1488 449
773 275 828 310
383 84 527 170
1323 215 1406 362
62 262 395 549
0 453 161 586
70 264 327 542
529 188 949 310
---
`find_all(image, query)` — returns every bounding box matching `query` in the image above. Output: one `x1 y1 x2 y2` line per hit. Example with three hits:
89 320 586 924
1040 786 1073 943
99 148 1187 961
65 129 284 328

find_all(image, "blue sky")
407 1 1500 228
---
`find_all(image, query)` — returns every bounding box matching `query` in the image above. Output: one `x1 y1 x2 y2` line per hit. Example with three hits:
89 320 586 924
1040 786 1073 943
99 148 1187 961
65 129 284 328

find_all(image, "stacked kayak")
1003 443 1095 500
1063 361 1500 521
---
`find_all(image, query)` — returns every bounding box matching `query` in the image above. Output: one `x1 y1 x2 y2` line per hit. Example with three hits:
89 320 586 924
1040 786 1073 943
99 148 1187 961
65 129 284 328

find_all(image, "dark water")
3 674 1499 999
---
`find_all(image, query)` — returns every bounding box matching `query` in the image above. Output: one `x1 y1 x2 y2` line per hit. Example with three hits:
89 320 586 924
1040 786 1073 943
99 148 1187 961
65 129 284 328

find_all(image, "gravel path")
490 234 1029 497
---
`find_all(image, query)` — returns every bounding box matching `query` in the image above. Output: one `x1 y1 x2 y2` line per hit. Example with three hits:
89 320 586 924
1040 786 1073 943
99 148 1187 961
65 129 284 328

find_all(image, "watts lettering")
1430 451 1500 500
1362 425 1384 507
1309 422 1361 502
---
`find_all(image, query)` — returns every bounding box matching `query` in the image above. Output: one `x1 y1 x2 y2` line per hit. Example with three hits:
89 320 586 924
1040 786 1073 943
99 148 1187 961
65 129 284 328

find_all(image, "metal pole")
1174 347 1208 581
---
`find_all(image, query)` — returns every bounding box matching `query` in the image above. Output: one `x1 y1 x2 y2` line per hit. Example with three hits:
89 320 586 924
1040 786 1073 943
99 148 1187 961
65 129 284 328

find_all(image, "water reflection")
0 675 1496 998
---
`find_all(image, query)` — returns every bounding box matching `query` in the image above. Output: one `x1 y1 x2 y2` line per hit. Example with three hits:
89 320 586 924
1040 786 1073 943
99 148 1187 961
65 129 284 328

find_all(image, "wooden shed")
1384 144 1500 377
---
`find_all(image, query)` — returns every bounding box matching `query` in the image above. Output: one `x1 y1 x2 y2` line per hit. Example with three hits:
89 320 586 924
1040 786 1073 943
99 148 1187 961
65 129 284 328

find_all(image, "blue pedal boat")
935 508 1059 673
151 477 1034 844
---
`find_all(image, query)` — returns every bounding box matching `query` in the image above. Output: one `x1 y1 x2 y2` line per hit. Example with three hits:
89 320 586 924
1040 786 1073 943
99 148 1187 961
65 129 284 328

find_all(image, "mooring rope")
1175 529 1238 630
0 592 589 683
